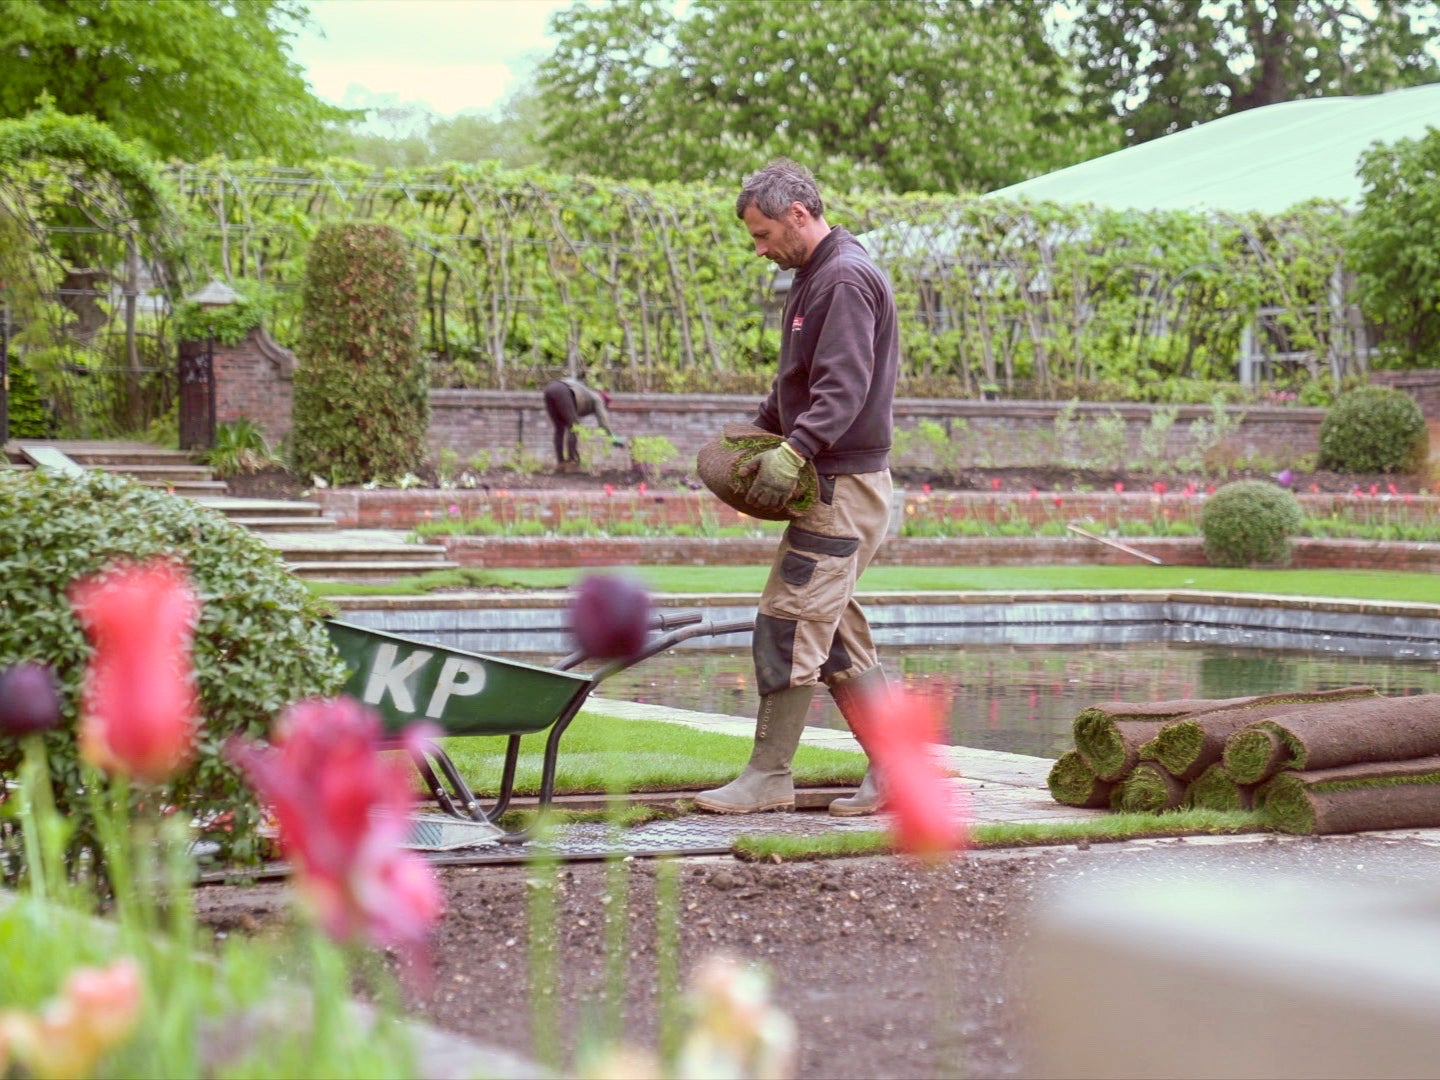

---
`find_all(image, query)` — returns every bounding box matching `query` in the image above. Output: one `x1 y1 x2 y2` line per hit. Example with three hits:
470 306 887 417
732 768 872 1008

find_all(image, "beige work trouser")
752 469 893 696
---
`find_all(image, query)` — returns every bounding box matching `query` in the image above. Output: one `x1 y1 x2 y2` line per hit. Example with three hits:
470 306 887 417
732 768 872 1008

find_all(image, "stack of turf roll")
1048 687 1388 820
1226 693 1440 834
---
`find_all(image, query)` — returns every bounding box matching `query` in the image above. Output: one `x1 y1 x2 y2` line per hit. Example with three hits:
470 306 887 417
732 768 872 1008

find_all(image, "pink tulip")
1388 483 1398 496
448 503 461 517
604 483 615 496
990 477 1001 491
847 691 968 859
229 698 443 974
68 560 200 784
921 483 932 495
1152 481 1167 495
1113 482 1124 494
1370 484 1379 496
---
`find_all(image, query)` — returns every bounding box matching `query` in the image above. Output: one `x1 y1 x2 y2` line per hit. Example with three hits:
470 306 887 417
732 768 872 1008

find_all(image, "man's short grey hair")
736 158 825 221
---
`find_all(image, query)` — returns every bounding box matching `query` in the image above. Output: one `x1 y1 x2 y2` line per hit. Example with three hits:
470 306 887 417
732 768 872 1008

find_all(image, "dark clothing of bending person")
542 377 622 466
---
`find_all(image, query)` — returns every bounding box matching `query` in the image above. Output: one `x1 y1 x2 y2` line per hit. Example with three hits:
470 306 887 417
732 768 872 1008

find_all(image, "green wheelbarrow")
326 611 755 844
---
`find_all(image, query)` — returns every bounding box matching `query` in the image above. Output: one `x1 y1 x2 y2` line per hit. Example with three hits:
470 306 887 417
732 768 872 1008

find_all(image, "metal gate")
177 338 214 450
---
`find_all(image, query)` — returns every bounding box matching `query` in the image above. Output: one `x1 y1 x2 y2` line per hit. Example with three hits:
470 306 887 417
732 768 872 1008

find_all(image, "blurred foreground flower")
677 952 796 1080
0 662 62 736
848 691 970 859
570 573 652 660
68 559 200 783
229 697 444 975
0 957 142 1080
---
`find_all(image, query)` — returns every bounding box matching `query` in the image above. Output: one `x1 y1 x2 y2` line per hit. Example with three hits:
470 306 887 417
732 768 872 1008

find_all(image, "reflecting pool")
563 643 1440 760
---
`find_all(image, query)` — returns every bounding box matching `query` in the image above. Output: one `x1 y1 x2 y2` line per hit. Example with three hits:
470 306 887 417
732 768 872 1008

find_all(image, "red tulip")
229 697 443 972
570 574 652 660
0 662 62 736
1370 484 1379 496
1113 482 1124 494
921 483 932 495
990 477 1001 490
1052 495 1063 508
68 560 200 784
1389 483 1399 496
847 691 969 859
1152 481 1167 495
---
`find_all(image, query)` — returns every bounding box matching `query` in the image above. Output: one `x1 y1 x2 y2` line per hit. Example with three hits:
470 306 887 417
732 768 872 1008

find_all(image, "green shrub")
290 222 428 485
202 417 283 478
4 358 55 438
1201 480 1304 567
1317 386 1428 474
0 470 346 865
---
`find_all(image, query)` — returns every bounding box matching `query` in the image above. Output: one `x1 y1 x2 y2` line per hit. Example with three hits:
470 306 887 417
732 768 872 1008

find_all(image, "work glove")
742 441 806 511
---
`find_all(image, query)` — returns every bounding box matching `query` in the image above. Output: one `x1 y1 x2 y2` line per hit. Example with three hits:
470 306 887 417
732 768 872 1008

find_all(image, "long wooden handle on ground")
1066 523 1164 565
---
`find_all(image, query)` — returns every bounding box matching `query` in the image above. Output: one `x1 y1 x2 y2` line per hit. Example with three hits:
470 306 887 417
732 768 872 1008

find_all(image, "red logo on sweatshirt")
791 316 804 332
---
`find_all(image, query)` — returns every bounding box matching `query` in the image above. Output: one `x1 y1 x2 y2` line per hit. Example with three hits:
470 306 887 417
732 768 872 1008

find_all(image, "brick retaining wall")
316 486 1440 531
429 390 1328 474
437 534 1440 573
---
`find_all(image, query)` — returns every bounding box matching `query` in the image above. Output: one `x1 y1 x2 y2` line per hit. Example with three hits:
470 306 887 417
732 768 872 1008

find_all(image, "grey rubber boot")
828 665 892 817
694 684 816 813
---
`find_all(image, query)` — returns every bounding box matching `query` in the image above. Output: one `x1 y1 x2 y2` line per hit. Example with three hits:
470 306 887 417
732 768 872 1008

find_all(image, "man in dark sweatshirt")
696 158 899 818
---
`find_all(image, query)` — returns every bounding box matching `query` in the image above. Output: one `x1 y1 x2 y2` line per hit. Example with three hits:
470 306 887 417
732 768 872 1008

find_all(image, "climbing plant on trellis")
6 136 1367 415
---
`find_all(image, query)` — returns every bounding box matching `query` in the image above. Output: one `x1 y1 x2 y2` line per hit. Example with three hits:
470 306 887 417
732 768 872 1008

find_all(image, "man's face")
742 203 808 271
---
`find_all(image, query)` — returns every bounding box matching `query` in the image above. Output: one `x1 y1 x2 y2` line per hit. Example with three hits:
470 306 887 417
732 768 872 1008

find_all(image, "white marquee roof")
984 83 1440 215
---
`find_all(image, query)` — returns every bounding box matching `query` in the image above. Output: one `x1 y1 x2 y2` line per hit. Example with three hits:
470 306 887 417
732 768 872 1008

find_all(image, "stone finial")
186 278 242 307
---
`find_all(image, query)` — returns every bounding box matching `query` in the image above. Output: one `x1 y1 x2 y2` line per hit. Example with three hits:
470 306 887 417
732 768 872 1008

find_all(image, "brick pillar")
212 327 296 448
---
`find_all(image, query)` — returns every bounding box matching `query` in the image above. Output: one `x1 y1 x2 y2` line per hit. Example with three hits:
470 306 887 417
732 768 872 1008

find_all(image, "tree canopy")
0 0 348 161
536 0 1119 194
1065 0 1440 146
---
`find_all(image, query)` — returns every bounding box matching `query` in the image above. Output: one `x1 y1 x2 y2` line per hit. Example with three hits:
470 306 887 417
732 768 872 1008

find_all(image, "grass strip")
730 809 1264 862
1184 763 1254 811
309 564 1440 604
1046 750 1114 808
1113 761 1187 813
434 711 865 797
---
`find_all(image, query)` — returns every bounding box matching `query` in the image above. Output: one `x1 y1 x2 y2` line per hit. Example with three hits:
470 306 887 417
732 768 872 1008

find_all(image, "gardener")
542 375 625 469
695 157 899 818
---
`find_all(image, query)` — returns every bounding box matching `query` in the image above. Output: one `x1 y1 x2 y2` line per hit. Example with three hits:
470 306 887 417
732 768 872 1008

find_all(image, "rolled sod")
1184 763 1255 812
1224 693 1440 785
1258 756 1440 835
1141 686 1379 783
1114 761 1187 813
695 423 819 521
1047 750 1115 808
1069 691 1361 784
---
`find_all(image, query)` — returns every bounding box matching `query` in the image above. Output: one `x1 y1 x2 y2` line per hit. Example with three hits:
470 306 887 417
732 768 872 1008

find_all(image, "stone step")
133 479 232 497
194 497 326 519
270 545 451 564
283 559 463 583
89 463 217 482
226 516 340 533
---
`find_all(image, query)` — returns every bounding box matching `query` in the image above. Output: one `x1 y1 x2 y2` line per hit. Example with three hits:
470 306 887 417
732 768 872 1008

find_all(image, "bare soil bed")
195 846 1052 1079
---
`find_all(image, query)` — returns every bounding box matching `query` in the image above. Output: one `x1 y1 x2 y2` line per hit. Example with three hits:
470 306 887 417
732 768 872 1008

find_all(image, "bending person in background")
695 157 899 818
542 375 625 469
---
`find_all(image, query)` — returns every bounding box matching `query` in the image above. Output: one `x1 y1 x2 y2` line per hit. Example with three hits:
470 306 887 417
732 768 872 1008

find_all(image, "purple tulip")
1275 469 1294 488
570 574 652 660
0 662 62 736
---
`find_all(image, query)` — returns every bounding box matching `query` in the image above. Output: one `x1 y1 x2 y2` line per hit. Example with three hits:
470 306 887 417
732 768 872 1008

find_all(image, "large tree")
536 0 1118 193
0 0 347 162
1066 0 1440 146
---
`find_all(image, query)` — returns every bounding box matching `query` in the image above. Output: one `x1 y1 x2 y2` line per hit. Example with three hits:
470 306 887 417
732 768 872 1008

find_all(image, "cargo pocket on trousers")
764 528 857 623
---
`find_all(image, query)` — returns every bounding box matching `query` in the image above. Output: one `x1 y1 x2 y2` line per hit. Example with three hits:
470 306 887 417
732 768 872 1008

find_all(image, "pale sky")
289 0 580 117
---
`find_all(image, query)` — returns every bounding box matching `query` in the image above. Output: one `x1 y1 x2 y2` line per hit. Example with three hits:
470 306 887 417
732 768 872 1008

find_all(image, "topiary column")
290 223 428 485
